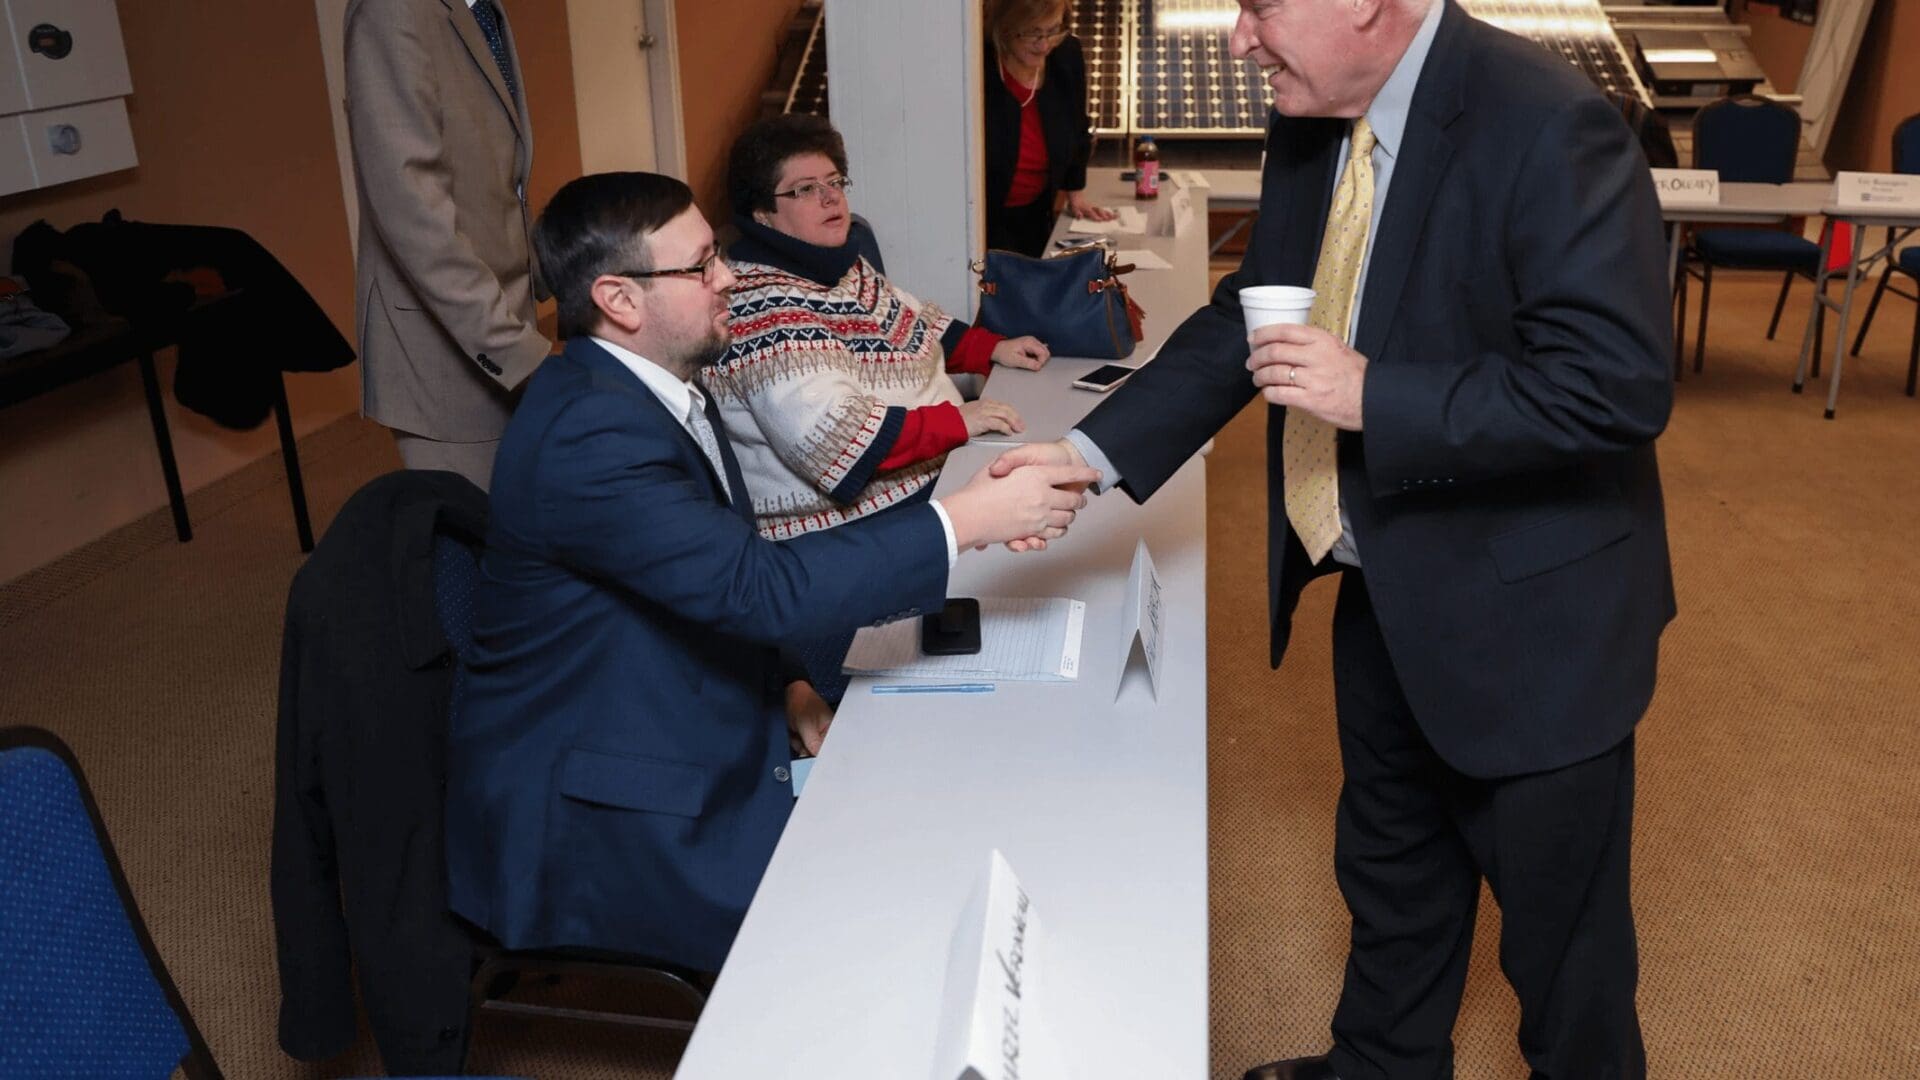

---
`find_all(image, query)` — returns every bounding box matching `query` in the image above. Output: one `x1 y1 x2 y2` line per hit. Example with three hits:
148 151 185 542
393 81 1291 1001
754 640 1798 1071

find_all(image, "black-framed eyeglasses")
772 176 853 203
618 250 726 285
1011 24 1068 44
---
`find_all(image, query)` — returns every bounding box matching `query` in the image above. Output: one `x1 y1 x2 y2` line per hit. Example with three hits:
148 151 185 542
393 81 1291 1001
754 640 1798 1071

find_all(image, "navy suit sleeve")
533 393 949 644
1362 95 1673 493
1075 210 1270 504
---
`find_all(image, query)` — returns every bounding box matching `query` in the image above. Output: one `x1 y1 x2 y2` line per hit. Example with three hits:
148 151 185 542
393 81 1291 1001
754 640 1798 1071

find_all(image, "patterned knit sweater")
709 218 999 539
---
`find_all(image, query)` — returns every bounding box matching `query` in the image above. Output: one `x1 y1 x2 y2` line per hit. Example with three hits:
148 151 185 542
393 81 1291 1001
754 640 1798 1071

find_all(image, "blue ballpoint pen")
870 682 997 695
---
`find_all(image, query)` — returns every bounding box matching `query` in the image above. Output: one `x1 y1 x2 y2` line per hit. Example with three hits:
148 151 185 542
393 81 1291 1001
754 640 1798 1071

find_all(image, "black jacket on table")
1076 1 1677 780
271 470 487 1073
983 35 1094 210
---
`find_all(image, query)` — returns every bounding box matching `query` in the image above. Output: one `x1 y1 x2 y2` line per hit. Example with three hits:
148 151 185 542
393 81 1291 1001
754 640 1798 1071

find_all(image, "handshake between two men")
936 313 1370 556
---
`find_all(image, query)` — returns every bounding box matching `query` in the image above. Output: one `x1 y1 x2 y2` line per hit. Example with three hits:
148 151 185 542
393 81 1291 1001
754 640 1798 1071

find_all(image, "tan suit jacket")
345 0 550 443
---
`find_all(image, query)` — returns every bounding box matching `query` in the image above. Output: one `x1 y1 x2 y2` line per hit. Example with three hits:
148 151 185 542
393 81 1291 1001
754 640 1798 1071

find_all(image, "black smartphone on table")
1070 363 1136 393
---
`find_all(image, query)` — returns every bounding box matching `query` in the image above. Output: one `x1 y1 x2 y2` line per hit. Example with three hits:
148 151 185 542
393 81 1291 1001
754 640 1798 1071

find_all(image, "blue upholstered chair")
0 727 223 1079
1676 95 1823 374
1845 113 1920 396
433 534 709 1050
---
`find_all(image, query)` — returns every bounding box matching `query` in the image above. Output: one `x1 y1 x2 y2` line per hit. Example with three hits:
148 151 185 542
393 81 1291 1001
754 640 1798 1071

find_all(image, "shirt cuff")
1064 428 1121 494
929 500 960 568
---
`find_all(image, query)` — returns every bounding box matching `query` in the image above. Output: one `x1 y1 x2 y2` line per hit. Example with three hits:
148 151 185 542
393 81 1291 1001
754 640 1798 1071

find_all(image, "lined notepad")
842 599 1085 682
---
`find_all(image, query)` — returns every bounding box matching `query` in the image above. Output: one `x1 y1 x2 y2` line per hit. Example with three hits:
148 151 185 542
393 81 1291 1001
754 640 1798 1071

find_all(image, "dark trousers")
987 195 1057 257
1326 571 1645 1080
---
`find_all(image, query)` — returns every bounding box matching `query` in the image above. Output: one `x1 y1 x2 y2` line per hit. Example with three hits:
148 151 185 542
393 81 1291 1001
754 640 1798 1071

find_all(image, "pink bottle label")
1135 160 1160 197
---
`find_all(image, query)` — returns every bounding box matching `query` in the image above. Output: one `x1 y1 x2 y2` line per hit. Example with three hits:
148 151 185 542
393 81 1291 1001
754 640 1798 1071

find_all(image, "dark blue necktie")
470 0 519 105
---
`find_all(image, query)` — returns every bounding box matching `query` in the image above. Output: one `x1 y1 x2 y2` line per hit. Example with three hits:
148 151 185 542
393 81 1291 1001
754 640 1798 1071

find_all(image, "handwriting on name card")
1119 539 1164 699
1650 168 1720 208
934 850 1048 1080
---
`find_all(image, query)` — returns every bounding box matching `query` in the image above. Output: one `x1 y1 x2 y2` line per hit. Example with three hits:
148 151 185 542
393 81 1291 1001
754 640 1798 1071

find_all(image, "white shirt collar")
592 336 706 430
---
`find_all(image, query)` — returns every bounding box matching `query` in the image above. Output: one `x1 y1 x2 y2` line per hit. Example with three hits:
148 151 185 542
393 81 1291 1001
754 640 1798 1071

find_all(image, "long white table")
675 174 1217 1080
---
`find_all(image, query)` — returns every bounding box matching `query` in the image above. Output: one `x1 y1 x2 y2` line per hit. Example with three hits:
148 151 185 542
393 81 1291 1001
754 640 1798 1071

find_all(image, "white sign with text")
1834 171 1920 213
932 850 1052 1080
1166 184 1196 237
1650 168 1720 208
1118 539 1164 700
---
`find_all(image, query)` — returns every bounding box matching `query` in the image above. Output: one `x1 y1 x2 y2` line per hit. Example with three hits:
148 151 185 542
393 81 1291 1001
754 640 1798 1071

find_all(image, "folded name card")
1835 171 1920 213
1650 168 1720 208
932 850 1052 1080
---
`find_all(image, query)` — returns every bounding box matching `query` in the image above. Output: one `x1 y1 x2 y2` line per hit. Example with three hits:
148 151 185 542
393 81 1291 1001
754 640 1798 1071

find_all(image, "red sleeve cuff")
878 402 970 471
947 326 1003 376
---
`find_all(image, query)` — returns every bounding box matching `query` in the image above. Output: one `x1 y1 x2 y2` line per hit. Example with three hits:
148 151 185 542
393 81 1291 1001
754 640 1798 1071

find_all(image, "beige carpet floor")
3 270 1917 1077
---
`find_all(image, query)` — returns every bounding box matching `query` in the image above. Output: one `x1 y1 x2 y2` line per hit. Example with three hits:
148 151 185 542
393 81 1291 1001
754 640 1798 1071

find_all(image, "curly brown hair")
727 114 851 218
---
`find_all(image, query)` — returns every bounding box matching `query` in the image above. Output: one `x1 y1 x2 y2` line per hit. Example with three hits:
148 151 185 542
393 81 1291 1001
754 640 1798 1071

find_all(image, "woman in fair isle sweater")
709 113 1052 699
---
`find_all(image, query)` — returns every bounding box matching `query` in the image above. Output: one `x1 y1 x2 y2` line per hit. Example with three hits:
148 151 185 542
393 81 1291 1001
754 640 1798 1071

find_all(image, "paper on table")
843 598 1085 681
1067 206 1147 235
1113 248 1173 271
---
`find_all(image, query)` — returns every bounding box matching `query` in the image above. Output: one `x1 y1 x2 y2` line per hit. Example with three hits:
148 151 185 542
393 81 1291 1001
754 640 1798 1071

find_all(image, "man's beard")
668 325 730 372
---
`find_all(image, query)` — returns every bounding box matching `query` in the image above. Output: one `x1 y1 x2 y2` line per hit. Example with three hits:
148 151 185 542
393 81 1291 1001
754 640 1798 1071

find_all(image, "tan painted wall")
0 0 581 581
1827 0 1920 173
675 0 803 218
1731 0 1920 172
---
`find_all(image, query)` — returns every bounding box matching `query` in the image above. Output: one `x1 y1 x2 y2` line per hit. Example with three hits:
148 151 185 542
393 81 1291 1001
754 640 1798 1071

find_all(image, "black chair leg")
136 350 192 543
271 372 315 553
1673 264 1689 381
1907 294 1919 397
1693 264 1712 373
1766 272 1795 340
1851 265 1893 356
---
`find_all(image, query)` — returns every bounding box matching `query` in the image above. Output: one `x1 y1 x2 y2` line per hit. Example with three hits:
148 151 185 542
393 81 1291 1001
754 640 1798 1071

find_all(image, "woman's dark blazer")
983 35 1095 209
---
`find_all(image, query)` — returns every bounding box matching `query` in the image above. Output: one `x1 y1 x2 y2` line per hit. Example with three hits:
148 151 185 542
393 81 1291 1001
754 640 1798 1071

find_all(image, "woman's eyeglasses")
1011 24 1068 45
772 176 854 203
619 250 726 285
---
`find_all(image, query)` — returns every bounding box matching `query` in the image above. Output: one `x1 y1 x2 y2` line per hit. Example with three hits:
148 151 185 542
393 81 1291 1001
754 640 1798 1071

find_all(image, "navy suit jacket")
1078 3 1677 778
445 337 949 971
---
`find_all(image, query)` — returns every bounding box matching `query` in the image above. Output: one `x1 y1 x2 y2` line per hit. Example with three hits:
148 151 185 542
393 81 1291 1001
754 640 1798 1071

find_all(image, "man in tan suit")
345 0 551 489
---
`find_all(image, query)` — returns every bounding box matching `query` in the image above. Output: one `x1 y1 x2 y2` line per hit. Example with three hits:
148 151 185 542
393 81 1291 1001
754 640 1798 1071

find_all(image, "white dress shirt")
593 337 958 565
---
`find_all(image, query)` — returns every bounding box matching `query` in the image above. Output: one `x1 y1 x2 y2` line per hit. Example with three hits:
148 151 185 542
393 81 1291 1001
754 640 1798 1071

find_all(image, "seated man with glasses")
444 171 1097 973
709 113 1055 701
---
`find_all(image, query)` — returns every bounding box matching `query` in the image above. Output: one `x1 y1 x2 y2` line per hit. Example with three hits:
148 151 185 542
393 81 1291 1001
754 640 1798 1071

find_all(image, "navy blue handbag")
972 247 1144 360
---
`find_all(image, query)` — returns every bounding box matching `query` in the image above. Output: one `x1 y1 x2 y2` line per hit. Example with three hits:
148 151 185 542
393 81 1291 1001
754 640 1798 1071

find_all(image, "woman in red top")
984 0 1117 256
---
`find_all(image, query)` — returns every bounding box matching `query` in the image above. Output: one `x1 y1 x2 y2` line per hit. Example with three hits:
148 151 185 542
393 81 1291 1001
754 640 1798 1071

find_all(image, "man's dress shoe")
1243 1054 1340 1080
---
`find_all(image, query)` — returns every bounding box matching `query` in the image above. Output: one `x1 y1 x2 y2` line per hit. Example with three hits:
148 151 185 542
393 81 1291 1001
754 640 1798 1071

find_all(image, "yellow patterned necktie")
1283 117 1375 564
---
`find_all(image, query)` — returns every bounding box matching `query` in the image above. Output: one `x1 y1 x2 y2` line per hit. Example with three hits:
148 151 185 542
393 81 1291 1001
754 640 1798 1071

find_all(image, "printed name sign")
1117 539 1164 700
1168 184 1196 237
1835 171 1920 213
932 850 1049 1080
1650 168 1720 208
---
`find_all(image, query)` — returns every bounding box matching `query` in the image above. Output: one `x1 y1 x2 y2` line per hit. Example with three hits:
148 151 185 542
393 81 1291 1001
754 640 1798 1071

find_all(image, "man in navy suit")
444 172 1096 974
994 2 1674 1076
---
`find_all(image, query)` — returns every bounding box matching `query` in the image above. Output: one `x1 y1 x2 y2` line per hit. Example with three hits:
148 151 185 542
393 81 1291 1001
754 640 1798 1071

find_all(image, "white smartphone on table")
1071 363 1136 393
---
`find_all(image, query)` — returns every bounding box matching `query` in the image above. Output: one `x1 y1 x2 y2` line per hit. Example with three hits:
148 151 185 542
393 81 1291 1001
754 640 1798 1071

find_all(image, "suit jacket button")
774 766 792 783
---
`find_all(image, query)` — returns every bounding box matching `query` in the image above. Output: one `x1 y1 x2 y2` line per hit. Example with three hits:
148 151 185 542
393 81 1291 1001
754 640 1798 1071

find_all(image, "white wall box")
1 0 137 193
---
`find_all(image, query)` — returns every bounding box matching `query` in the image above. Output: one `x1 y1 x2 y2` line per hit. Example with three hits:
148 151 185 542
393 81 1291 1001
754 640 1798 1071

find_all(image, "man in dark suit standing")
445 172 1097 974
992 2 1675 1076
345 0 549 490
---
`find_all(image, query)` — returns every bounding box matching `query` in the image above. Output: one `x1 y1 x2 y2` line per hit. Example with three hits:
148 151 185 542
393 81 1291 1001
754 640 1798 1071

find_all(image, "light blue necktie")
686 395 733 503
